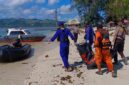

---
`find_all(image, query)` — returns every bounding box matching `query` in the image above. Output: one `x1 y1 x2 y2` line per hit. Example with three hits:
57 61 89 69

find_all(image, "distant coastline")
0 18 57 28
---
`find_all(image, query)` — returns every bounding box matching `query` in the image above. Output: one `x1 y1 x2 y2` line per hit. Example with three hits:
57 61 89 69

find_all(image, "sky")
0 0 79 21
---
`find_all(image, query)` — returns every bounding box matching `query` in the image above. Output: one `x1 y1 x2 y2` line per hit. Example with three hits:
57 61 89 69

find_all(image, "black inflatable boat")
76 43 97 69
0 44 31 62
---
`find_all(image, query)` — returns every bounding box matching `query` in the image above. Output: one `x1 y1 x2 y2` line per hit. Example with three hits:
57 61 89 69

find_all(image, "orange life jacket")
94 30 103 47
94 29 111 49
101 29 111 49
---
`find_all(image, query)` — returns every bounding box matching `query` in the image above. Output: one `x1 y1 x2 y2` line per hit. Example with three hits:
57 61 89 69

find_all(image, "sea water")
0 27 56 37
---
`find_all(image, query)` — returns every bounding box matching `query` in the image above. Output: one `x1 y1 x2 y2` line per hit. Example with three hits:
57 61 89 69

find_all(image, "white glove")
86 40 89 43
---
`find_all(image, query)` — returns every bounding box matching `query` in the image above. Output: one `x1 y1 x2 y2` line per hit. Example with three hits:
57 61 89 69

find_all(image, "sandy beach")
0 32 129 85
0 39 58 85
23 32 129 85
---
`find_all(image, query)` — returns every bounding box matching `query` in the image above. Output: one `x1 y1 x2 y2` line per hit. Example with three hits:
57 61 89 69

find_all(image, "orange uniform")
94 30 113 72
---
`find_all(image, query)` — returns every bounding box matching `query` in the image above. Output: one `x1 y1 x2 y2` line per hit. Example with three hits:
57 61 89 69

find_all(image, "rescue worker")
113 21 128 65
85 23 94 59
85 23 94 46
50 21 75 72
94 24 116 77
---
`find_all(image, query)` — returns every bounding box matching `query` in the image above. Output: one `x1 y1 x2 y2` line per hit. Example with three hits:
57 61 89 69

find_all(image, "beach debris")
60 77 66 81
60 75 73 84
77 72 83 78
53 80 59 83
61 75 72 81
26 77 30 79
45 55 49 58
60 81 65 85
79 65 83 68
80 83 84 85
28 81 38 85
56 64 62 66
53 64 62 67
81 76 85 81
22 62 28 64
48 42 51 44
60 75 73 85
55 75 60 78
53 65 56 67
74 67 80 72
32 64 36 68
68 79 73 84
52 83 57 85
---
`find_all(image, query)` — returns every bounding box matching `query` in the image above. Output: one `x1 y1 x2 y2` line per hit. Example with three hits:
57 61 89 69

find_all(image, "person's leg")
95 48 103 75
87 44 93 61
103 50 114 71
118 42 128 65
119 52 125 59
113 53 118 64
65 46 69 63
103 50 117 77
113 43 118 64
119 52 128 65
60 45 70 68
64 45 73 71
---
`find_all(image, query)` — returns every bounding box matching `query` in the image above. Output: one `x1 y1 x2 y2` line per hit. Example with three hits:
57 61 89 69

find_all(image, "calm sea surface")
0 27 57 37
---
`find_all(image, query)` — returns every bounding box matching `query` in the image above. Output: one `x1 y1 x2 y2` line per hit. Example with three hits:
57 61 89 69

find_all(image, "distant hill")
0 18 57 27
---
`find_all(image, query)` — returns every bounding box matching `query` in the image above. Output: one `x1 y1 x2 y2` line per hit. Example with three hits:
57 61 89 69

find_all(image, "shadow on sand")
70 56 127 77
71 61 84 67
101 56 129 76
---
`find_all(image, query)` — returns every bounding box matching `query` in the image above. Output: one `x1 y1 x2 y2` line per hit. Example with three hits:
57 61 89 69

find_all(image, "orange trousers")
95 47 113 72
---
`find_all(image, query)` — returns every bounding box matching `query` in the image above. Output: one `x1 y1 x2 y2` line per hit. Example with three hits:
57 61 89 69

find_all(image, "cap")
58 21 64 26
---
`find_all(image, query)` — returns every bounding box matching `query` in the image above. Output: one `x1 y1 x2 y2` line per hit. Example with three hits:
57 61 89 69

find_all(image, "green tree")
73 0 129 24
73 0 107 24
106 0 129 21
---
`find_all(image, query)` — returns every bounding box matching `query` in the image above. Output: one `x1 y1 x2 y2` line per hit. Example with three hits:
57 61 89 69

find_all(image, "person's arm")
68 29 75 42
94 31 101 47
50 31 59 42
86 28 91 43
77 27 80 34
112 27 119 43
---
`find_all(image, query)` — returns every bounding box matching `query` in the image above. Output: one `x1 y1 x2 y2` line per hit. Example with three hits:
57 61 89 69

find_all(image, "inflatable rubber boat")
0 44 31 62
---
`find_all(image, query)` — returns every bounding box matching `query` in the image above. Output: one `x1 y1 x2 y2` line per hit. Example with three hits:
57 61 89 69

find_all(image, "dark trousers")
74 33 78 43
113 41 124 63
